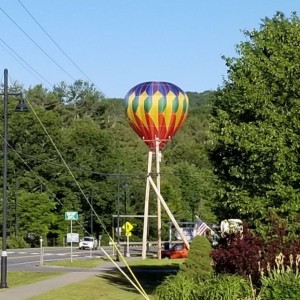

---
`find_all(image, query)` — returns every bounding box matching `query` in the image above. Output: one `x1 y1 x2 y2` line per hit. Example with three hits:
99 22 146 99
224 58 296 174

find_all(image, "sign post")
65 212 78 263
122 221 133 257
39 236 43 266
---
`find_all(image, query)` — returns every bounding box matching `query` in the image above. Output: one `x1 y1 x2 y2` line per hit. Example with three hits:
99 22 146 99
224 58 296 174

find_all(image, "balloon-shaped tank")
125 81 189 150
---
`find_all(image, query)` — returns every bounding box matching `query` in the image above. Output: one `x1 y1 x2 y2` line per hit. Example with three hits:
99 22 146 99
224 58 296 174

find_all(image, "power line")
0 6 76 81
17 0 105 97
11 150 218 181
0 38 53 87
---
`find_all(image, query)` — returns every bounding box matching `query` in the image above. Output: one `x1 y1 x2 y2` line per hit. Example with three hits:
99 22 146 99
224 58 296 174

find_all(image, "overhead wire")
17 0 105 97
12 151 218 180
0 135 91 238
25 99 149 299
0 38 53 87
0 6 76 82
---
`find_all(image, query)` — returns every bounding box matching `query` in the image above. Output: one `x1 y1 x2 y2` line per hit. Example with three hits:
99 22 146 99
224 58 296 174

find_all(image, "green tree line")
0 79 216 246
3 11 300 247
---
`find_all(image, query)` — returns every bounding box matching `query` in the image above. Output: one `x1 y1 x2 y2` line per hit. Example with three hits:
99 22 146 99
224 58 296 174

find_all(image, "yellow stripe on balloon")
164 91 174 129
126 93 135 122
174 92 185 128
135 91 149 130
150 91 160 129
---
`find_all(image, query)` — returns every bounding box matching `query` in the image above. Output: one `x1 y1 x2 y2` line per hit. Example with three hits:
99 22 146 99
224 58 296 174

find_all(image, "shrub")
156 273 255 300
256 252 300 299
155 272 200 300
0 236 29 249
180 236 213 279
259 270 300 299
211 228 263 285
197 274 255 300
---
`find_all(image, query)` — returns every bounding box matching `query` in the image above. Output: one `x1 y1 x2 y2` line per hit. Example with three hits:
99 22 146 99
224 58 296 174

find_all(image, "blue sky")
0 1 299 98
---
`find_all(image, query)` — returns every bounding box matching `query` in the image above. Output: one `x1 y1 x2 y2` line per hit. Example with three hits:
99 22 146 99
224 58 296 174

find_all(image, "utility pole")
116 166 121 261
90 190 93 236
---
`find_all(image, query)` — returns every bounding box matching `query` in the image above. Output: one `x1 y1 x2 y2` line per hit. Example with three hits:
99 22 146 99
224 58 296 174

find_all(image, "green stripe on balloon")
172 97 179 112
158 97 167 112
183 98 188 113
144 97 152 113
132 96 139 113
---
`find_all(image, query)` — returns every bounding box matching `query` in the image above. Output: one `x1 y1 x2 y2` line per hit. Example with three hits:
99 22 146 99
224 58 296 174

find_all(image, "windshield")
83 237 93 241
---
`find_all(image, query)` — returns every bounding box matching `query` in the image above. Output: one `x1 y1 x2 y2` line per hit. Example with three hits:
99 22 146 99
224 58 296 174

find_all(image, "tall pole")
156 138 162 259
90 190 93 236
0 69 27 289
124 180 127 216
15 180 19 236
1 68 8 288
116 165 121 261
142 151 152 259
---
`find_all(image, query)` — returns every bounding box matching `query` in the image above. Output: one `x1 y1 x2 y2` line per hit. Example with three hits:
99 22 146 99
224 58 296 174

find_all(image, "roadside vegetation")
44 257 104 268
155 230 300 299
5 271 63 288
27 258 184 300
2 9 300 300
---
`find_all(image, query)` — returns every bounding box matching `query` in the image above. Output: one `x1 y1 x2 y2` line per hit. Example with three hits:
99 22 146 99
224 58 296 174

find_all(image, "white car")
79 237 98 250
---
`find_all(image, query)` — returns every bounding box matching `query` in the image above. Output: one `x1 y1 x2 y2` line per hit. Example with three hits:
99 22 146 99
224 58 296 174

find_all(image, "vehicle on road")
79 237 98 250
161 243 189 259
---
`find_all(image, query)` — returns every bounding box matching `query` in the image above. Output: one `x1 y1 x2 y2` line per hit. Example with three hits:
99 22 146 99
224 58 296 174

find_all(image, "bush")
211 228 263 285
197 274 254 300
259 270 300 300
155 273 255 300
155 272 200 300
180 236 213 279
0 236 29 249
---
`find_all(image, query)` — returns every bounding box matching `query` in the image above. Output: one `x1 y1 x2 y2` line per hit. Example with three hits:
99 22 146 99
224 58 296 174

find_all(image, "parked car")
79 237 98 250
161 243 189 259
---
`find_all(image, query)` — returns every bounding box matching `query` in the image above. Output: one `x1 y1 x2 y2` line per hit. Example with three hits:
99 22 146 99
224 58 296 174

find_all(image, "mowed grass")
28 275 150 300
28 258 184 300
6 271 63 288
3 257 103 290
44 257 104 268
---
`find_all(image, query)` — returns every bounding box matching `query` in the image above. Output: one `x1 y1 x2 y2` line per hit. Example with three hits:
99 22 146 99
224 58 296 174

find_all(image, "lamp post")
116 167 121 261
124 177 128 217
0 68 28 289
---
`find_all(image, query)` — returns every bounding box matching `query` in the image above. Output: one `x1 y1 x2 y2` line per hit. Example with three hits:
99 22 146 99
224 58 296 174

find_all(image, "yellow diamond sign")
122 221 133 234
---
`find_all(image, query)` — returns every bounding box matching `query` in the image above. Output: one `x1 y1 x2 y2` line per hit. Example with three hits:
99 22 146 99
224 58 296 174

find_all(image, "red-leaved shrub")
211 226 264 285
211 220 300 286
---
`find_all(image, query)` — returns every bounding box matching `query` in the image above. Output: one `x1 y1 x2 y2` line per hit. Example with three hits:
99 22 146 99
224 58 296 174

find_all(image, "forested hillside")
0 81 215 246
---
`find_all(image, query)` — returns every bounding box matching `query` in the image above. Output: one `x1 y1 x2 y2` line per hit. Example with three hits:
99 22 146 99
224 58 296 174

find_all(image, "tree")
16 190 57 239
209 12 300 235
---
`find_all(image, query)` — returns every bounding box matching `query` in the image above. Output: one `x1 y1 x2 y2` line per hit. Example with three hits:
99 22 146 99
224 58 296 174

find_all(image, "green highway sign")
65 211 78 220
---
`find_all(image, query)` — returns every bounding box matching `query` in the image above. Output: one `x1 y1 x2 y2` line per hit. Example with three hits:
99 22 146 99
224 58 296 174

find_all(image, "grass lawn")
28 258 184 300
6 271 63 288
2 257 103 290
44 257 104 268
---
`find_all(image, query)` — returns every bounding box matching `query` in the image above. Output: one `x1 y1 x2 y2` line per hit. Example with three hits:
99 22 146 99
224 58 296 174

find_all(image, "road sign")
67 233 79 243
122 221 133 234
125 232 132 237
65 211 78 220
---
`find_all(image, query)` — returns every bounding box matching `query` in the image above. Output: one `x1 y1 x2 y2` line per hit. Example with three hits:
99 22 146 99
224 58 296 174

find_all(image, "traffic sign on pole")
65 212 78 220
122 221 133 234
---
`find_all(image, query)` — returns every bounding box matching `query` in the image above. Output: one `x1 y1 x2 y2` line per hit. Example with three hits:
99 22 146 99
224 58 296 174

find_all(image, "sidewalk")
0 261 118 300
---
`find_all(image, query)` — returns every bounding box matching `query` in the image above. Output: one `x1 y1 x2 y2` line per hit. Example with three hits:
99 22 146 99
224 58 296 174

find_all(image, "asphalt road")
5 245 154 272
6 246 115 271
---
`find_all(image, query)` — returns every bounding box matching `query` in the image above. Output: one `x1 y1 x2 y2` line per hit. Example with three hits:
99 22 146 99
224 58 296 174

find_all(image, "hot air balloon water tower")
125 81 189 259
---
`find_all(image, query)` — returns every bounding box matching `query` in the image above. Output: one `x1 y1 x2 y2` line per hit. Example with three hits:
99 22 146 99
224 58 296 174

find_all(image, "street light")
124 177 128 216
0 68 29 289
116 167 121 261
